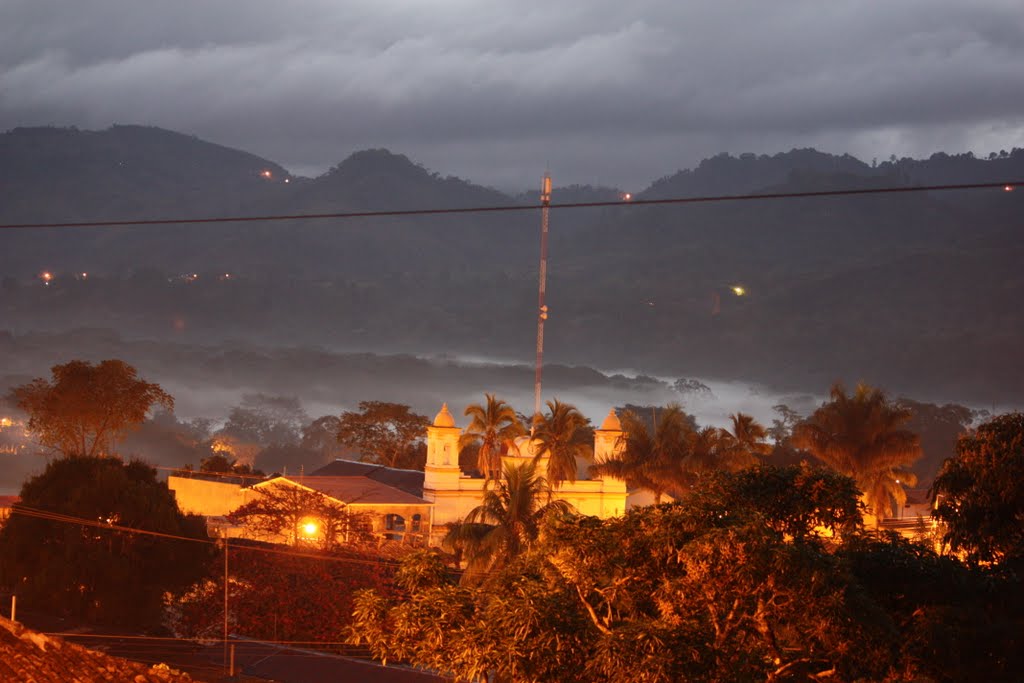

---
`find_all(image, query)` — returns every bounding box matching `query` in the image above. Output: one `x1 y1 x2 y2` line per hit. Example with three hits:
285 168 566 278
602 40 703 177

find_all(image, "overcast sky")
2 0 1023 190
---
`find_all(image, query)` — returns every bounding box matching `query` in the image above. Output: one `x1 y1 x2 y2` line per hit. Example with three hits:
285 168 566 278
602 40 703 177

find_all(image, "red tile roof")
0 616 208 682
255 476 432 506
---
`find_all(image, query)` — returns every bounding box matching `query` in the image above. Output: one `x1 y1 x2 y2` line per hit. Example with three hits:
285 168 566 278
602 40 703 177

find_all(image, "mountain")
1 125 1022 402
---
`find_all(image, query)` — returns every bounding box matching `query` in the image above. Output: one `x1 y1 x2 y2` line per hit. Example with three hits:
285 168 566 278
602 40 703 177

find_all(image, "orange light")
1004 185 1014 192
260 170 272 179
623 192 632 201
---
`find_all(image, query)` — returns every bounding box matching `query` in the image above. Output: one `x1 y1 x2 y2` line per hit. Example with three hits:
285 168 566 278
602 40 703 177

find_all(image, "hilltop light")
623 192 632 201
260 170 272 179
731 285 746 296
1004 185 1014 192
40 271 53 285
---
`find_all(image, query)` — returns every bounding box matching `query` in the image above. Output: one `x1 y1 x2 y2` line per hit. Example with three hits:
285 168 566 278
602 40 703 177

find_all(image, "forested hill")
1 125 1022 402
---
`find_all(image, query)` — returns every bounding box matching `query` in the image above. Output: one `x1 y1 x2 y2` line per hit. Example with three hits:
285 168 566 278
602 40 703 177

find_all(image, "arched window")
385 513 406 532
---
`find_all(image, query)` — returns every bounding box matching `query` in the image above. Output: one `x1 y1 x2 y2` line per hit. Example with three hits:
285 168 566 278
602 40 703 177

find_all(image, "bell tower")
424 403 462 493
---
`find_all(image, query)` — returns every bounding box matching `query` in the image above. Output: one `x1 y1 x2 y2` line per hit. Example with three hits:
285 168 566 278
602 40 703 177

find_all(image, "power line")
9 504 488 575
0 180 1017 231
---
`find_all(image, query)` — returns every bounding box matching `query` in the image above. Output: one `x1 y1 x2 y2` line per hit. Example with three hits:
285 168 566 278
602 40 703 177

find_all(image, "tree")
531 399 593 486
355 467 954 682
0 455 210 629
930 412 1024 567
228 479 372 550
459 393 525 479
793 383 922 521
716 412 771 469
173 542 389 644
336 401 429 469
443 460 572 576
591 405 692 504
11 359 173 457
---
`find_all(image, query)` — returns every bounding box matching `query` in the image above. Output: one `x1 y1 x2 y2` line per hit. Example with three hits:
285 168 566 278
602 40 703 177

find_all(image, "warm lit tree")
460 393 525 479
930 412 1024 567
591 405 692 503
443 460 572 576
228 479 372 550
716 412 771 470
531 399 593 486
336 401 429 469
11 359 173 457
793 383 921 521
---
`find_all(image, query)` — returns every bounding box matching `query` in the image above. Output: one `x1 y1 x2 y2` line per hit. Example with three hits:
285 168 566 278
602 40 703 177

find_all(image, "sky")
2 0 1023 191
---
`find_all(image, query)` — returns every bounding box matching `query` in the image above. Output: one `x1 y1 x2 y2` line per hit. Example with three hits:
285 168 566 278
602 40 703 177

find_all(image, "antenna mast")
533 173 552 424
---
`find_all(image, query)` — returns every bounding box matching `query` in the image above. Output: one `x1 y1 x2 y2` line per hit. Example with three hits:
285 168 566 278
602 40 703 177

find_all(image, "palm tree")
460 394 525 479
591 404 692 504
443 460 572 576
717 412 771 470
531 399 593 486
685 425 725 478
792 383 921 522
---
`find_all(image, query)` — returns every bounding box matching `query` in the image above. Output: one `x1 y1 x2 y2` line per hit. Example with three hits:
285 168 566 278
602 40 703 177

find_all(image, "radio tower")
533 173 552 427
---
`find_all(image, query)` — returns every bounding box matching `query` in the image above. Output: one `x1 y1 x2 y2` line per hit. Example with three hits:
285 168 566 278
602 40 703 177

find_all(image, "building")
169 403 630 549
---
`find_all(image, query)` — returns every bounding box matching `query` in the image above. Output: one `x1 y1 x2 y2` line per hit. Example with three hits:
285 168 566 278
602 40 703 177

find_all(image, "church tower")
593 409 627 499
423 403 462 493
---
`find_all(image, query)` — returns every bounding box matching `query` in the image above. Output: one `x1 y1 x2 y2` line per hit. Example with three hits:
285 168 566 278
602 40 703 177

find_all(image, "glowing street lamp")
730 285 746 297
302 521 318 537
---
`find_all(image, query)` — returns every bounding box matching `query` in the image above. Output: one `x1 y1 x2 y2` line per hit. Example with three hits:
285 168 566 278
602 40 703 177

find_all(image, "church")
168 403 632 548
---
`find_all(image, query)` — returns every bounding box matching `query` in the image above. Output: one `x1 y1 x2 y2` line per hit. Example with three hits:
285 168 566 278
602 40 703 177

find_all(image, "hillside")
1 125 1022 402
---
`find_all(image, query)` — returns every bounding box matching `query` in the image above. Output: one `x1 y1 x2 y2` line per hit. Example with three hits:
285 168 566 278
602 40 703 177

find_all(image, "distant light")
623 192 632 201
731 285 746 296
1004 184 1014 192
0 417 12 428
284 178 290 184
260 170 273 179
302 521 318 536
79 272 88 280
40 271 53 285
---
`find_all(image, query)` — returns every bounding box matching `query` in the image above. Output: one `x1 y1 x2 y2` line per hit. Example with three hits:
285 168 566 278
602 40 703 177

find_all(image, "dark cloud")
2 0 1023 189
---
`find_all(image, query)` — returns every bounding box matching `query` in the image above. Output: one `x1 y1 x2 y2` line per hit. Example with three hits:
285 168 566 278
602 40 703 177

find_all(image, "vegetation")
531 399 594 486
443 460 572 576
11 359 173 458
336 401 430 469
931 412 1024 567
353 465 1023 682
0 456 210 629
227 479 372 550
459 393 525 479
793 383 922 521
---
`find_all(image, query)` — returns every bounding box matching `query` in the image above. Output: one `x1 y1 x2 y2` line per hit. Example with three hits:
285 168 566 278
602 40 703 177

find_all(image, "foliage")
931 412 1024 567
459 393 525 479
793 382 922 520
443 460 572 577
531 399 593 485
355 465 1024 681
896 398 975 484
336 401 429 469
11 359 173 457
0 455 210 629
218 393 308 447
227 479 373 550
716 412 771 469
173 542 390 644
199 452 260 476
591 404 691 503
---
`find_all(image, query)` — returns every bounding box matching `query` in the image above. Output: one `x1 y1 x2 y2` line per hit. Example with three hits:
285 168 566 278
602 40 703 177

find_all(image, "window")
411 513 421 532
385 513 406 532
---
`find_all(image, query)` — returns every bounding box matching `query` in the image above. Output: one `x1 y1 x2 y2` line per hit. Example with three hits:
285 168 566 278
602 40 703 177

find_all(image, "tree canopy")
352 465 1023 682
11 359 173 458
0 455 210 629
459 393 524 479
531 399 593 486
931 412 1024 567
793 382 921 520
336 401 429 469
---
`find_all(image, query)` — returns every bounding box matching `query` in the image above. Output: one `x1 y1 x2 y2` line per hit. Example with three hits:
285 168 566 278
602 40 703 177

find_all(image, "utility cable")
0 180 1017 230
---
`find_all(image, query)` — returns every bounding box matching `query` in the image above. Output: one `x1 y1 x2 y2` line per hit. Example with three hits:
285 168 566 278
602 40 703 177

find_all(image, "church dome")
433 403 456 428
599 409 621 431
